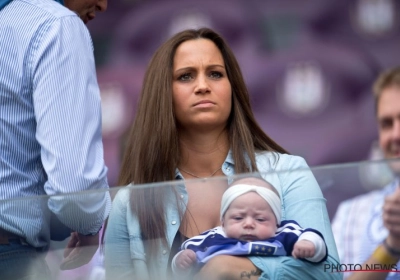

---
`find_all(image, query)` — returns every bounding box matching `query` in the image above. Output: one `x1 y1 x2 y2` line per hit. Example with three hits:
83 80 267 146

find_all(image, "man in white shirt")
0 0 110 279
332 67 400 280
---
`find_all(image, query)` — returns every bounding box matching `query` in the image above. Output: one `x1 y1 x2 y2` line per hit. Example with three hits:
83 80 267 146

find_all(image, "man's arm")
348 188 400 280
31 13 111 269
347 242 399 280
32 14 110 235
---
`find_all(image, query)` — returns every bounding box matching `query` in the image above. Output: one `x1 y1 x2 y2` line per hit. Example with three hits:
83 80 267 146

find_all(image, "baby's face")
222 192 278 242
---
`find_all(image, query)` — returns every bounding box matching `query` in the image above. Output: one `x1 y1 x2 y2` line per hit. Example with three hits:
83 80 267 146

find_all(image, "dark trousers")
0 231 51 280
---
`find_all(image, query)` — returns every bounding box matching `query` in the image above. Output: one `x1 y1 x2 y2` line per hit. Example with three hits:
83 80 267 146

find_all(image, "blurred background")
87 0 400 217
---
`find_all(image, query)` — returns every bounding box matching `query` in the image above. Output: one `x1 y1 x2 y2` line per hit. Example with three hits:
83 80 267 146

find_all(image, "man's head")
373 67 400 174
64 0 107 24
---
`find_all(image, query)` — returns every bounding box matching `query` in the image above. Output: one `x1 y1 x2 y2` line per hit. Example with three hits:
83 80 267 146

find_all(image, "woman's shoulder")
255 151 309 172
111 186 132 208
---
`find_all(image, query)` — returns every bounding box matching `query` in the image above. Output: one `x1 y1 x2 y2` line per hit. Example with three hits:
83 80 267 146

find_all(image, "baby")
172 176 328 276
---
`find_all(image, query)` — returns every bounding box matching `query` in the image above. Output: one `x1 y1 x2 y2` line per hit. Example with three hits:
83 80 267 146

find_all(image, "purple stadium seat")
247 38 379 166
106 0 261 69
97 66 144 186
308 0 400 69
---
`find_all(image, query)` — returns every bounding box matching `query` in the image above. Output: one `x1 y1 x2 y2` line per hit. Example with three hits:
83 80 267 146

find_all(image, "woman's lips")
193 100 215 108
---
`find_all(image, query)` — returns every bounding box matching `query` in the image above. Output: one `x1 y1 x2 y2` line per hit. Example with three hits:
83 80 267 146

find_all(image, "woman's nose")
195 75 210 94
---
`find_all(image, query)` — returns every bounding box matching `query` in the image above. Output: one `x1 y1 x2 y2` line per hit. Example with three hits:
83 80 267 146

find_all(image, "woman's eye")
209 71 222 79
178 73 192 81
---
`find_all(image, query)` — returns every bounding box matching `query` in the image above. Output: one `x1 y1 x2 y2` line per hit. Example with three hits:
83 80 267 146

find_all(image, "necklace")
179 166 222 179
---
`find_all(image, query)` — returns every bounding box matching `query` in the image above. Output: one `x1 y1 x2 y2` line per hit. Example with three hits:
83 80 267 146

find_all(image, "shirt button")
162 250 167 255
171 221 177 225
180 195 184 199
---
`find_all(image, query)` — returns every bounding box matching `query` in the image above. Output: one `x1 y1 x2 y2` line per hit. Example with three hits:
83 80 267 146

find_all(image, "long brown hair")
117 27 288 259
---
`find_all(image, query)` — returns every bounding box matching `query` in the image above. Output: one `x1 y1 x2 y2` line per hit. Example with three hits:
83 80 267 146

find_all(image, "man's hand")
59 231 99 270
383 187 400 249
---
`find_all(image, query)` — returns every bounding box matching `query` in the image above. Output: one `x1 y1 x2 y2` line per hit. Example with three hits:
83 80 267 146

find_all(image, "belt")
0 227 22 245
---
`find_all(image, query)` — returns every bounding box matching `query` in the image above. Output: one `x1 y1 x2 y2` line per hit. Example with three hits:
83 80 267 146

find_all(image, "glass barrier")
0 158 399 280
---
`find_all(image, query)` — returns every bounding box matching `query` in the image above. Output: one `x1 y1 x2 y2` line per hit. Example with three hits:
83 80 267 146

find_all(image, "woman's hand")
193 255 261 280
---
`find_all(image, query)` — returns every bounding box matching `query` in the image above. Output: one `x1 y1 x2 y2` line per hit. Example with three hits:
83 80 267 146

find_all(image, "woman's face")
172 39 232 131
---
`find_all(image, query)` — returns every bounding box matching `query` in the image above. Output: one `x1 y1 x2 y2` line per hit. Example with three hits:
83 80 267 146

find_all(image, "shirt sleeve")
31 14 110 234
331 201 347 262
104 189 149 280
332 200 355 279
298 231 327 263
250 155 341 279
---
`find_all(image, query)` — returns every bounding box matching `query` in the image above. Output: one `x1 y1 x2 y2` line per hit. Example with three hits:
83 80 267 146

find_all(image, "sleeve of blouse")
104 189 147 280
249 155 342 280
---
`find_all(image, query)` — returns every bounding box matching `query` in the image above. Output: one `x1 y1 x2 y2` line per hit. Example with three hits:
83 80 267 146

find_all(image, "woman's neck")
178 129 229 178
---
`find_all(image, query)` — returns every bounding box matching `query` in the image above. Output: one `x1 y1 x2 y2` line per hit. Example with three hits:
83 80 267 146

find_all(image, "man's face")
64 0 107 24
377 86 400 174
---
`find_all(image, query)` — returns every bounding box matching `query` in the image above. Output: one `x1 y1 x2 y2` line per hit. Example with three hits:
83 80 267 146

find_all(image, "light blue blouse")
105 151 341 279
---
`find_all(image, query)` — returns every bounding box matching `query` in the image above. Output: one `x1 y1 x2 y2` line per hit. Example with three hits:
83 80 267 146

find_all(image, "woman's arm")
196 155 341 279
104 189 145 280
248 154 341 279
194 255 261 280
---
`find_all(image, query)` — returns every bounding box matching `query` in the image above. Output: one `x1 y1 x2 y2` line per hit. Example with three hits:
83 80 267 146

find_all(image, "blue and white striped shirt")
0 0 111 248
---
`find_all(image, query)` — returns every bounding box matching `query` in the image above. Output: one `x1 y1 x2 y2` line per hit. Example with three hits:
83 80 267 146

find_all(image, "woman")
104 28 340 280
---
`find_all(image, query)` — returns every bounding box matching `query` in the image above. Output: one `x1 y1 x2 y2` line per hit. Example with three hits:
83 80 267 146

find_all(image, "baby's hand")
292 240 315 259
175 249 197 271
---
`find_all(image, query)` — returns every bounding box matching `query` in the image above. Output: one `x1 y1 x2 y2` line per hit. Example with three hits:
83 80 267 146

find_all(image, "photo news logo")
324 264 400 273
